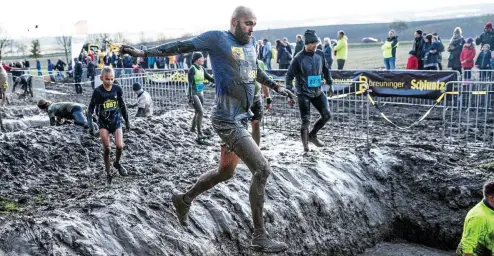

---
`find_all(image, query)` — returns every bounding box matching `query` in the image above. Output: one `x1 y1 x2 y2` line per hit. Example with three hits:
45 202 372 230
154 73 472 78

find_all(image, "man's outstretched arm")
120 31 219 57
120 40 197 57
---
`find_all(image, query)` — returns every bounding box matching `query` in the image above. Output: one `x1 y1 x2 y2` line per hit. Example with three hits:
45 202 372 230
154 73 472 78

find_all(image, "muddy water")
0 85 492 255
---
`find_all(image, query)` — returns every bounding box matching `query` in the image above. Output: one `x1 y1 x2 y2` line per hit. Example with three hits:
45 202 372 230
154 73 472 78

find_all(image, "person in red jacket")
406 50 419 69
460 37 476 81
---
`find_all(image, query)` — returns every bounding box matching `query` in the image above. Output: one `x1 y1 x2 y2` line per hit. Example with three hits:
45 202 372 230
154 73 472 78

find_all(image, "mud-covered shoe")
250 230 288 253
172 193 191 226
113 162 128 176
106 170 113 185
308 135 325 147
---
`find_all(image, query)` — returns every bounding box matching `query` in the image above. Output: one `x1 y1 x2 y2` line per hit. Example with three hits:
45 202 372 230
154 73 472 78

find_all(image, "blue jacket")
36 60 41 70
324 44 333 63
422 42 439 65
476 50 491 69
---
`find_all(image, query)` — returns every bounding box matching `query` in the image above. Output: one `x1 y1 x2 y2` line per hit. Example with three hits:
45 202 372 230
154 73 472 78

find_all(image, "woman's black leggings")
191 94 204 133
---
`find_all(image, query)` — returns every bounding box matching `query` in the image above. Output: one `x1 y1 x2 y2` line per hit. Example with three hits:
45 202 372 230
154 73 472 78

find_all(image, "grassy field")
3 41 483 71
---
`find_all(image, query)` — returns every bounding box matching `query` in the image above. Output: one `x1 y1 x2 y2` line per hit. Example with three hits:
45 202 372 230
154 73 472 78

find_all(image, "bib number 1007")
103 100 117 109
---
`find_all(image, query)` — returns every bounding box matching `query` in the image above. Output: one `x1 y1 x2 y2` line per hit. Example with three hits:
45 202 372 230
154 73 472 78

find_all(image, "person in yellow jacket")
381 30 399 70
333 30 348 70
456 179 494 256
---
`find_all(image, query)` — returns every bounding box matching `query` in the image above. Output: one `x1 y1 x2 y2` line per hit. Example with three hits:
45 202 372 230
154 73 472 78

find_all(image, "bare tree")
56 35 72 64
112 32 128 44
16 42 28 58
157 33 167 43
0 26 11 60
139 31 148 45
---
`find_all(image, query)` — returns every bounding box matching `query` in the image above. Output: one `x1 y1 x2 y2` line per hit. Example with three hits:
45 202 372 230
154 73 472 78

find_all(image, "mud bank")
0 107 492 255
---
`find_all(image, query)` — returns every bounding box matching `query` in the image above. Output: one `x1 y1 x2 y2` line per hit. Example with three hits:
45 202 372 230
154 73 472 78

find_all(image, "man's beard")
234 22 251 44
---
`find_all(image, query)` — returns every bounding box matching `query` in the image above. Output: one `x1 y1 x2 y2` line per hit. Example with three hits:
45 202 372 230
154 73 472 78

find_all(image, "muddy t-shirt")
190 30 274 129
136 91 153 116
88 84 124 127
47 102 86 120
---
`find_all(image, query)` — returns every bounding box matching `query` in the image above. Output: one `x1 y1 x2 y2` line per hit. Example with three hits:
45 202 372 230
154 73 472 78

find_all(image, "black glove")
125 122 131 133
208 83 216 88
266 97 273 105
188 97 194 105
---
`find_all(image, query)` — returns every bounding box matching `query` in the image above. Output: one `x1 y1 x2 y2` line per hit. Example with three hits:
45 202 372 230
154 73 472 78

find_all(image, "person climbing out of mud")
286 29 333 152
87 66 130 184
120 5 296 253
457 179 494 256
127 82 154 117
13 74 33 98
250 59 272 146
187 52 215 141
37 100 92 127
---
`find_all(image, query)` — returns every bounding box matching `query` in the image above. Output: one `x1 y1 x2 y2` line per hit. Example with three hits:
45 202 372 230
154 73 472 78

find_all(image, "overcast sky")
0 0 492 39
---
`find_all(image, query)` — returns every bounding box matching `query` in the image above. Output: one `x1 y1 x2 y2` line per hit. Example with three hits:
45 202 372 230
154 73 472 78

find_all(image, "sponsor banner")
134 69 458 100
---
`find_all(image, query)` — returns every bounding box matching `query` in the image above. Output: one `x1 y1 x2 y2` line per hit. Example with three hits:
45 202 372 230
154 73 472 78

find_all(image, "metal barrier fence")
5 67 494 150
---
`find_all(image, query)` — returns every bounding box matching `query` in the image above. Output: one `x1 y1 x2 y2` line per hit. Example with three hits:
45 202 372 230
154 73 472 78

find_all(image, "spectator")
156 56 165 69
406 50 418 70
47 59 55 82
87 57 96 89
277 37 292 69
55 58 66 79
256 40 264 60
333 30 348 70
323 37 333 69
317 37 323 51
460 38 476 82
491 51 494 78
413 30 426 69
73 58 83 94
148 56 156 69
433 33 445 70
475 22 494 48
381 30 399 70
294 34 304 57
422 34 439 70
447 27 465 74
123 54 133 74
201 51 209 68
475 44 491 81
139 46 149 69
36 59 42 76
24 59 30 72
262 39 272 70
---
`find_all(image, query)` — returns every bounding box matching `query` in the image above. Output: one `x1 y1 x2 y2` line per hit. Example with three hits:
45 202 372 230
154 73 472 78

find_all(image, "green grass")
479 162 494 171
0 198 18 214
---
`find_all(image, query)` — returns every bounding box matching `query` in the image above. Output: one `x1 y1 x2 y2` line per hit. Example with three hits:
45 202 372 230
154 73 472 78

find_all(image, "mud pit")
0 83 493 255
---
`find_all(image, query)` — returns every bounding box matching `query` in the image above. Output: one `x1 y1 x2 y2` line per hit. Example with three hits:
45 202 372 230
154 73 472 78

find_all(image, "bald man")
120 6 294 253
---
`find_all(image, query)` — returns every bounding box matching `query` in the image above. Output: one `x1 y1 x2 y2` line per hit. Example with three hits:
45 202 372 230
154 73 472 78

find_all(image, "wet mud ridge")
0 108 492 255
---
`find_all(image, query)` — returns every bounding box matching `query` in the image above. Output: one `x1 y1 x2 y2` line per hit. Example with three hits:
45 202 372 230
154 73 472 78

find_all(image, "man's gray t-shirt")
190 30 259 130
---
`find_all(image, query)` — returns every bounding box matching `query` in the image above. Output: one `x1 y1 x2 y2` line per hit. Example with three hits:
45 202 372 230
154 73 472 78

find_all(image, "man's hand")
125 122 131 133
188 97 194 105
274 84 296 106
119 45 145 57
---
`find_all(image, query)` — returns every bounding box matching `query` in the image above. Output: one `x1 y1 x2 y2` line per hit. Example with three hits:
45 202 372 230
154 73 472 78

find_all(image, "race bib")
196 83 204 93
307 75 322 87
103 99 117 110
240 66 257 83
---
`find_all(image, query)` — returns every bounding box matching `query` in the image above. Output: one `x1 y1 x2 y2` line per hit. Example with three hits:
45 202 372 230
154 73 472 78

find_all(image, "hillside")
253 14 494 43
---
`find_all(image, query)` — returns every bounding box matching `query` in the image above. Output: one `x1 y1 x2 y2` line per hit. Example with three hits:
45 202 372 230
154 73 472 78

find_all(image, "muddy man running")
120 5 296 253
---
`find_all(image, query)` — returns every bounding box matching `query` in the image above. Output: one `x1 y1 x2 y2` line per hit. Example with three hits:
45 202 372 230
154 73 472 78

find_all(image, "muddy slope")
0 109 492 255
